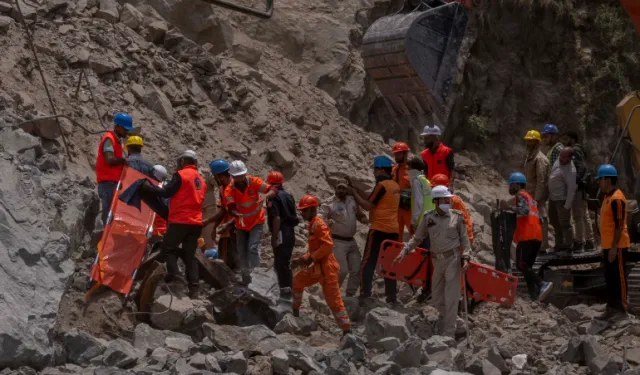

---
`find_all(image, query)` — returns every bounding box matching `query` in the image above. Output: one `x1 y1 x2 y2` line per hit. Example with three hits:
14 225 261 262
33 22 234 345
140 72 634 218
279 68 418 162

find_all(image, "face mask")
439 203 451 212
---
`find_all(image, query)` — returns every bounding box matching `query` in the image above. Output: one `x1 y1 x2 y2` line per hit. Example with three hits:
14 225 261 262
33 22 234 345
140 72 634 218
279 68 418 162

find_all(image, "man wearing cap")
124 135 154 178
96 112 133 226
393 185 471 338
548 147 577 253
142 150 206 299
523 129 550 251
392 142 414 238
420 125 455 190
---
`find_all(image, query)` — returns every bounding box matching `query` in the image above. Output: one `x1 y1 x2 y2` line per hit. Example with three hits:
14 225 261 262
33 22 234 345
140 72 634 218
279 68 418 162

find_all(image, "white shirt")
320 195 358 238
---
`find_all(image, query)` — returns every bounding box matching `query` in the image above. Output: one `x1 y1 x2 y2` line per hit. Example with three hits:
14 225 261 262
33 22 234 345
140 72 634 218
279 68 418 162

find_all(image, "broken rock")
90 56 123 75
120 3 142 30
147 21 168 44
270 349 289 374
143 85 174 122
217 351 248 374
365 307 413 343
203 323 284 355
274 314 317 336
423 336 455 354
371 337 401 352
63 329 107 366
0 128 41 154
95 0 119 23
102 339 139 368
150 295 194 331
341 334 366 362
389 336 423 368
0 14 13 31
270 149 295 168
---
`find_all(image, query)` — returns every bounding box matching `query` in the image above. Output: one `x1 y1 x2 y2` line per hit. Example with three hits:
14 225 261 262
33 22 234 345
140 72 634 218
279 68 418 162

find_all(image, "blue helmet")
541 123 559 135
209 159 230 175
507 172 526 185
373 155 394 168
113 112 133 130
596 164 618 179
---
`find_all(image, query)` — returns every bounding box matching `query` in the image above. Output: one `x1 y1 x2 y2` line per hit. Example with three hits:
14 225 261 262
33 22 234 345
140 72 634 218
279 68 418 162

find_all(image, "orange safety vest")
369 179 400 233
224 175 270 231
217 186 233 238
391 164 411 189
600 189 631 249
420 142 453 180
451 195 474 243
306 216 335 262
153 215 167 236
95 130 124 182
168 165 206 225
512 190 543 243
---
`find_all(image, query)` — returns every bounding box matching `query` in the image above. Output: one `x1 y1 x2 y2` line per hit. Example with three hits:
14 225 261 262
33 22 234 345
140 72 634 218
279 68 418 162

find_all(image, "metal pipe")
200 0 273 18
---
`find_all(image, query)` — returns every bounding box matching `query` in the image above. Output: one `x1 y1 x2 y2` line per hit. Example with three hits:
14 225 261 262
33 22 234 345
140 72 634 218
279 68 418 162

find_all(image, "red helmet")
431 174 449 187
392 142 410 153
267 170 284 184
297 194 319 209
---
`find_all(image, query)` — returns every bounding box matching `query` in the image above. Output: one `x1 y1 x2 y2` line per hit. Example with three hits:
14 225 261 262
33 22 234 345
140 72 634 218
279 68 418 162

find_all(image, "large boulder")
273 314 317 336
102 339 140 368
143 85 174 122
63 329 108 366
389 336 423 368
120 3 143 30
364 307 413 343
0 128 41 155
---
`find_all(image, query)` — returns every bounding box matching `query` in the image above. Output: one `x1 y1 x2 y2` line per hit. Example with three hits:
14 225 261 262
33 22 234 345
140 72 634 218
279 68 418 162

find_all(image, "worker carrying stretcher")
291 194 352 335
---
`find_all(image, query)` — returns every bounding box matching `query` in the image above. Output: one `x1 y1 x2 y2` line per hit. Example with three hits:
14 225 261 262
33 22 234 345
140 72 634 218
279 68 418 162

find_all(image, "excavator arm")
202 0 274 18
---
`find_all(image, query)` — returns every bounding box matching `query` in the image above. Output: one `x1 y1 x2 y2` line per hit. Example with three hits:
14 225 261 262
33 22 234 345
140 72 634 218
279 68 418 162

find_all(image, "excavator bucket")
361 2 468 121
200 0 273 18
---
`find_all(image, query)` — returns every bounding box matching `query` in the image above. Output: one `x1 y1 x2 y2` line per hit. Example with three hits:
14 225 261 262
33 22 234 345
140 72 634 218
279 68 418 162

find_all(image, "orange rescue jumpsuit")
452 195 473 244
392 163 414 237
292 216 351 331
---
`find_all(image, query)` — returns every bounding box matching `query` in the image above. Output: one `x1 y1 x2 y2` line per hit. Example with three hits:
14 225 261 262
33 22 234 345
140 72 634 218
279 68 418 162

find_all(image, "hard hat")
229 160 248 176
523 130 542 142
125 135 144 147
267 170 284 184
420 125 442 136
431 174 450 187
209 159 230 175
596 164 618 179
431 185 453 199
113 112 133 130
152 165 168 181
180 150 197 160
392 142 410 153
373 155 394 168
507 172 527 185
297 194 319 210
541 124 559 135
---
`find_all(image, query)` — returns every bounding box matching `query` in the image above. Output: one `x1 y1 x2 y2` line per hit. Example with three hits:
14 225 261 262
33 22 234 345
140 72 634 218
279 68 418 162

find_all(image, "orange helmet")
392 142 410 153
431 173 449 187
267 170 284 184
297 194 319 210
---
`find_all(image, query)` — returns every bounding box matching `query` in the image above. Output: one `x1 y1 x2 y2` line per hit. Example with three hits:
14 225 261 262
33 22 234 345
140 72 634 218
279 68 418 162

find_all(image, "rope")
123 262 176 316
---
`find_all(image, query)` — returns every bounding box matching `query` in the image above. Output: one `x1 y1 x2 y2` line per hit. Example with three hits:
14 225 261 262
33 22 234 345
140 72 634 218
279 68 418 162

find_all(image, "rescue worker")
320 181 368 297
96 112 133 225
150 164 169 242
142 150 206 299
348 155 400 305
430 174 473 244
224 160 275 285
541 124 564 170
124 135 154 177
392 142 413 238
523 130 550 251
266 170 299 299
393 186 471 338
548 147 577 253
596 164 630 319
500 172 553 302
420 125 455 190
291 194 351 335
202 159 236 269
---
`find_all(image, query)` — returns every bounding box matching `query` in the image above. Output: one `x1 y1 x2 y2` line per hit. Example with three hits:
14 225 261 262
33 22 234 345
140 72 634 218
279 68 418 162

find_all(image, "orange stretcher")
86 167 160 300
376 240 518 305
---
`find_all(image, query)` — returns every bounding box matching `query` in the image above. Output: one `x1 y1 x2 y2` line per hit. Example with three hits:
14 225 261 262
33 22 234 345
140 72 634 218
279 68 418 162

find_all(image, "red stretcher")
376 240 518 305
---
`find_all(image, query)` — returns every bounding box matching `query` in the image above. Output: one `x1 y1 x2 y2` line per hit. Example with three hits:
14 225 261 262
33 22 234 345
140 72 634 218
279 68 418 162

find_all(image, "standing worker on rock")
523 130 550 251
141 150 206 299
500 172 553 302
393 186 471 338
541 124 564 171
265 170 299 300
202 159 236 269
392 142 414 238
596 164 631 320
224 160 275 285
420 125 455 190
548 147 577 253
348 155 401 305
291 194 351 335
320 181 368 297
95 112 133 226
124 135 154 178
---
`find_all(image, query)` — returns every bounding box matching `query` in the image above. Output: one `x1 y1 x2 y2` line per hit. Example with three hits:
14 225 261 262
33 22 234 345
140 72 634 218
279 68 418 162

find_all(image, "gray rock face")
102 339 140 368
274 314 318 336
120 4 143 30
371 337 401 352
143 85 174 122
216 351 248 374
95 0 119 23
562 304 598 322
389 336 423 368
365 308 413 343
203 323 284 355
133 323 191 354
423 336 455 354
270 349 289 374
64 329 108 366
0 14 14 31
0 128 41 154
150 295 196 331
341 334 366 362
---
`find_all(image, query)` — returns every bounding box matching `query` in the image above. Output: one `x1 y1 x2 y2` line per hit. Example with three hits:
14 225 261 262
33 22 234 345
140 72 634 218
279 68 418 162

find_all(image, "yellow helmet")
523 130 541 142
125 135 144 147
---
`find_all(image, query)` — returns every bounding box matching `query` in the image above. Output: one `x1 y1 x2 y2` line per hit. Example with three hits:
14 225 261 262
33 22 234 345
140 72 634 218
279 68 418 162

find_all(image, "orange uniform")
451 195 473 244
153 215 167 236
512 191 542 243
292 216 351 331
392 163 414 237
96 130 124 183
224 175 270 231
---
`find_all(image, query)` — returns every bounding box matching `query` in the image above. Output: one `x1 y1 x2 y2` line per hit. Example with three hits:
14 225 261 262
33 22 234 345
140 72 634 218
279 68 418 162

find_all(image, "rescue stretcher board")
87 167 159 298
377 240 519 305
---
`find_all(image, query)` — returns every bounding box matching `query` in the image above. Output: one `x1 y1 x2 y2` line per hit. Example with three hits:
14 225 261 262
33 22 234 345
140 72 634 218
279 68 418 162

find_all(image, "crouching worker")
501 172 553 302
393 186 470 338
291 194 351 335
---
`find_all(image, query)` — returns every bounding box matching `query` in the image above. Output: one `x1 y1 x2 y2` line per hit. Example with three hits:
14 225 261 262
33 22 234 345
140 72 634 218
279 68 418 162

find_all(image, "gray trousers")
549 200 573 249
236 223 263 276
571 190 594 243
431 252 461 338
332 238 361 296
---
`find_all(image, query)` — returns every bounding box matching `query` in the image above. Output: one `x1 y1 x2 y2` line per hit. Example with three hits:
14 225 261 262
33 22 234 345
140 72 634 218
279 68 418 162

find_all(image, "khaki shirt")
320 195 358 238
401 209 471 257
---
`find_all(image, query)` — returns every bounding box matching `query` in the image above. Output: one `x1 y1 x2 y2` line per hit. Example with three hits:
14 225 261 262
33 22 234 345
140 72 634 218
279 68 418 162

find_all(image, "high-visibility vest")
600 189 631 249
512 190 543 243
224 175 270 231
95 130 124 182
168 165 206 225
369 179 400 233
420 142 453 179
412 175 435 226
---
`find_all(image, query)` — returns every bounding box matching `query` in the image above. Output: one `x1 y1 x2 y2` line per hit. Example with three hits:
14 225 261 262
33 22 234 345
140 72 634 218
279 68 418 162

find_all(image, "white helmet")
229 160 248 176
420 125 442 136
152 165 168 181
180 149 197 160
431 185 453 199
